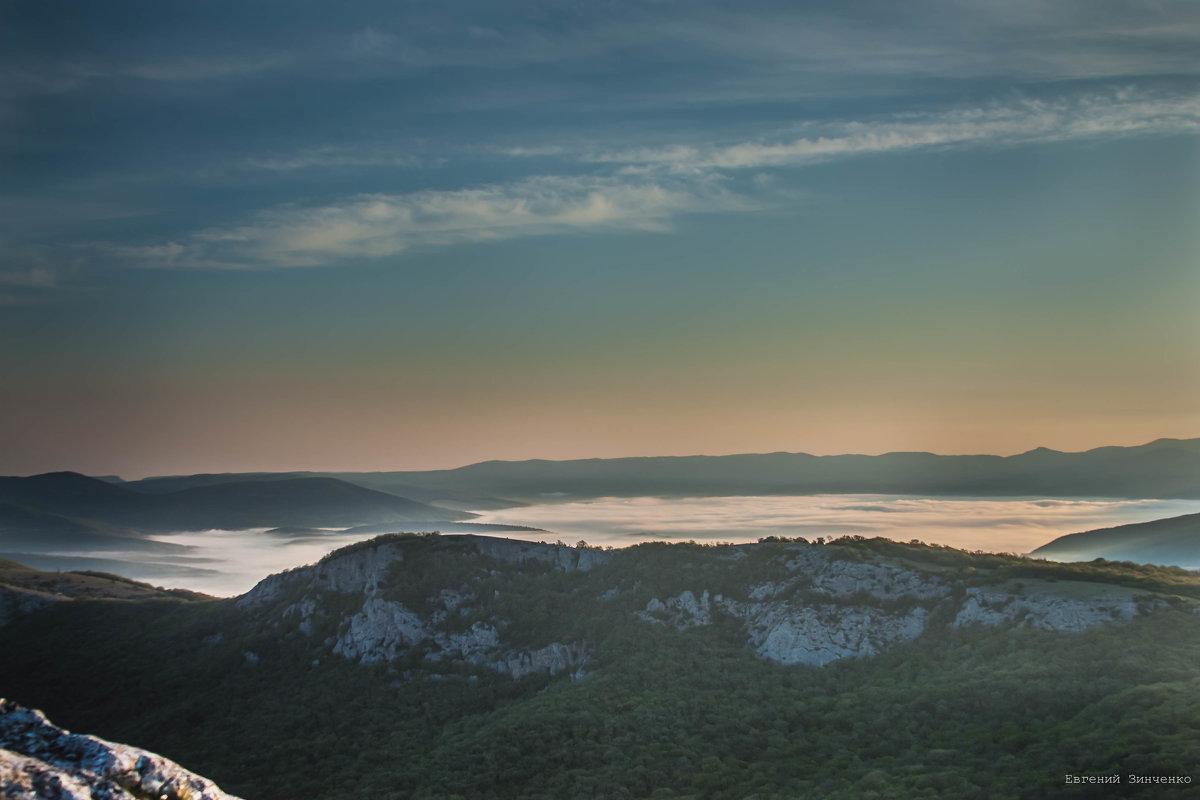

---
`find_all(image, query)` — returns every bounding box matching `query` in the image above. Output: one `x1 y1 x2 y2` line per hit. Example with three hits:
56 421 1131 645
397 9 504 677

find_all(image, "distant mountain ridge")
124 437 1200 502
1032 512 1200 569
8 438 1197 557
0 473 472 552
123 472 517 510
404 437 1200 500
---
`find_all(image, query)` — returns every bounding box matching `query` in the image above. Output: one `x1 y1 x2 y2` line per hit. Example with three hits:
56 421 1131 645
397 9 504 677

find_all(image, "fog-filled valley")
5 0 1200 791
5 442 1200 596
5 442 1200 797
7 494 1200 598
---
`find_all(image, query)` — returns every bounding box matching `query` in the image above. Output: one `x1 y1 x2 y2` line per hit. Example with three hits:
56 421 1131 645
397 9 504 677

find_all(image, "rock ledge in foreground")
0 699 241 800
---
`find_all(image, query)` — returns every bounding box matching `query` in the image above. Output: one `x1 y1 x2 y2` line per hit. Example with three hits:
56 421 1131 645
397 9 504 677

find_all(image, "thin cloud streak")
117 174 754 269
103 86 1200 270
240 146 429 173
0 267 57 288
589 89 1200 172
7 1 1198 96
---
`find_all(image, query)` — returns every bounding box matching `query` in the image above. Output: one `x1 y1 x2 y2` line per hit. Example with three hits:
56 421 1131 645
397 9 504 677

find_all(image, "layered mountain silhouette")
1032 512 1200 569
0 472 473 551
0 502 182 552
393 437 1200 501
115 437 1200 504
124 472 517 510
8 438 1199 554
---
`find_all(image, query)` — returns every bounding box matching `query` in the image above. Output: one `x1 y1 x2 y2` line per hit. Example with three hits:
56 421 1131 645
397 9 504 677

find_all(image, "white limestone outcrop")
239 534 1169 676
333 596 428 663
749 605 929 666
952 584 1146 631
241 535 598 679
636 545 1159 666
0 699 241 800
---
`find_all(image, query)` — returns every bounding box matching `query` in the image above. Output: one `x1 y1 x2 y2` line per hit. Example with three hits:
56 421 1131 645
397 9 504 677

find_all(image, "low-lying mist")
2 528 394 599
474 494 1200 553
10 495 1200 598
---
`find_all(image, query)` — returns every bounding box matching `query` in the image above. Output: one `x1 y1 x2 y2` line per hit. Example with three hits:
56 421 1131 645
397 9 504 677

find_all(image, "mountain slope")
0 557 206 628
0 502 182 553
237 533 1175 670
0 473 471 541
124 471 519 511
0 473 148 520
145 477 474 530
2 534 1199 798
1032 512 1200 568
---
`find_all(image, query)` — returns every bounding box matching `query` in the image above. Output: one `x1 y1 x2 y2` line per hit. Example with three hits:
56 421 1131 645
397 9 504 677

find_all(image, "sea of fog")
474 495 1200 553
14 495 1200 598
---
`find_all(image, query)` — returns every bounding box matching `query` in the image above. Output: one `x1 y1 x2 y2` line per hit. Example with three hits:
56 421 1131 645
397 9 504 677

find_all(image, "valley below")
3 439 1200 797
7 493 1200 598
4 532 1200 798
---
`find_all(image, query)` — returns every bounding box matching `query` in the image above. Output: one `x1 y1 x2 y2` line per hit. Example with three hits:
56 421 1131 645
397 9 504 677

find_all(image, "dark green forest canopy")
3 535 1199 799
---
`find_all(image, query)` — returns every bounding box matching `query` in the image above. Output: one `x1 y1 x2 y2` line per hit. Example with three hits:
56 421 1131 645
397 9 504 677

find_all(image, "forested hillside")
2 534 1198 799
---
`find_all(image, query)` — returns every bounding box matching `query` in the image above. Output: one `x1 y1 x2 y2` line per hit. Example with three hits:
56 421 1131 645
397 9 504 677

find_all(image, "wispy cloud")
110 174 753 269
92 86 1200 271
117 54 294 82
0 266 58 288
239 146 429 173
338 2 1200 83
0 256 77 307
588 89 1200 172
4 54 295 99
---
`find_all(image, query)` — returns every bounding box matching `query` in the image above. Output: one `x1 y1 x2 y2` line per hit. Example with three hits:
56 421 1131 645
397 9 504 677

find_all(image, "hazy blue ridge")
1033 512 1200 569
0 473 472 549
118 439 1200 503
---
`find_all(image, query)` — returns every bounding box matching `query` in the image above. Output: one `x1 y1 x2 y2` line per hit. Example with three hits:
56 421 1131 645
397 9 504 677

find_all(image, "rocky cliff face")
239 534 607 680
0 699 240 800
235 533 1170 674
634 545 1159 666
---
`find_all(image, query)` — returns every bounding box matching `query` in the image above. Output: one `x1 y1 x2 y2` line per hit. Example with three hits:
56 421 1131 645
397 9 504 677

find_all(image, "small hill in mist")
148 477 474 530
124 471 518 511
0 502 179 552
0 472 145 519
0 473 471 549
0 558 206 603
0 557 207 627
1033 512 1200 569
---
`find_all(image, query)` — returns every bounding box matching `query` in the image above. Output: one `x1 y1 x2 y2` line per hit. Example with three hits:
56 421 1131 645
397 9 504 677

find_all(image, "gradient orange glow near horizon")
2 1 1198 480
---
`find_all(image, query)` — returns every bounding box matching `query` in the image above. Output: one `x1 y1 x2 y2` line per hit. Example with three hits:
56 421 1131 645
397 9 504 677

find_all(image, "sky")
1 0 1199 478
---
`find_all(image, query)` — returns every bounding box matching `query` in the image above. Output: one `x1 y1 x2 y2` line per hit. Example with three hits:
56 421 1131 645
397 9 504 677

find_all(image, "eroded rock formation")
0 699 240 800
